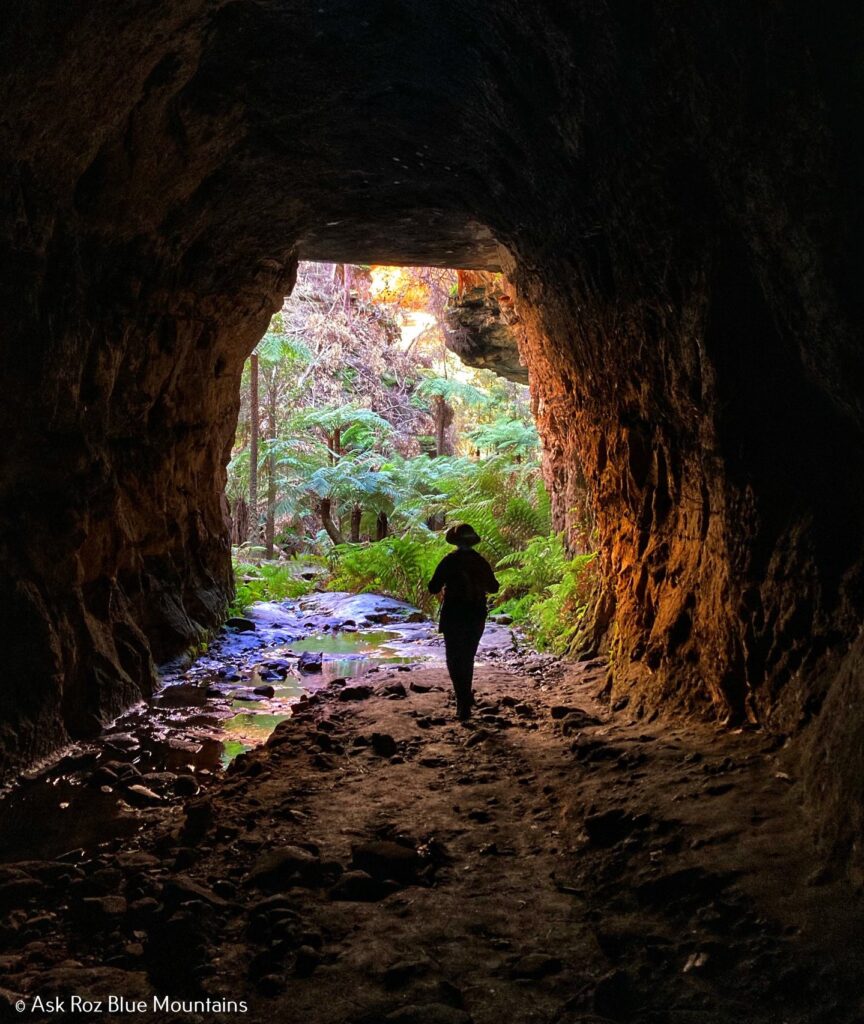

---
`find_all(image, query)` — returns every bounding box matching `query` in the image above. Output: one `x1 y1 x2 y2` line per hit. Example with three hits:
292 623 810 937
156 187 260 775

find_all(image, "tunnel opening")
225 260 594 649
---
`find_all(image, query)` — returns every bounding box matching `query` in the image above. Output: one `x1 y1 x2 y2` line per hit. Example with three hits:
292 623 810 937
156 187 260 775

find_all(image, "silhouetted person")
428 524 499 720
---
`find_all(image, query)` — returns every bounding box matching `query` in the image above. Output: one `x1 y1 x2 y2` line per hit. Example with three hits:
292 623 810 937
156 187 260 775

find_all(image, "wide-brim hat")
445 523 481 547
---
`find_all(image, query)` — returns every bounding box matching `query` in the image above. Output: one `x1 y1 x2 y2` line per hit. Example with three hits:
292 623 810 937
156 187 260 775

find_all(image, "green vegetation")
228 561 317 616
226 262 595 651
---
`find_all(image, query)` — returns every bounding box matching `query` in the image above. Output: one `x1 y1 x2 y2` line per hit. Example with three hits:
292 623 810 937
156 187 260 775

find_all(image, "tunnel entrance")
225 261 594 653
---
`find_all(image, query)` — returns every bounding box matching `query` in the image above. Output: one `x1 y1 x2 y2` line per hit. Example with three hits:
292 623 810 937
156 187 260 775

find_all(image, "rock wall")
444 276 528 385
2 1 864 868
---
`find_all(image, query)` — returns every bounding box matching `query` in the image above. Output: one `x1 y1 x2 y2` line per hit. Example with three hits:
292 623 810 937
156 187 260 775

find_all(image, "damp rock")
226 617 257 632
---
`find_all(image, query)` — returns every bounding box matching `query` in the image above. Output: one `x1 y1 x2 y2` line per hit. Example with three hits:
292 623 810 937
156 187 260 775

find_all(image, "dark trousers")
441 612 486 706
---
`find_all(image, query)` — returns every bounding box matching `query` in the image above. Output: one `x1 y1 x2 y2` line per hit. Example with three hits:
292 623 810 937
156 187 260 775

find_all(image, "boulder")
329 870 391 902
298 651 323 672
226 617 257 632
370 733 398 758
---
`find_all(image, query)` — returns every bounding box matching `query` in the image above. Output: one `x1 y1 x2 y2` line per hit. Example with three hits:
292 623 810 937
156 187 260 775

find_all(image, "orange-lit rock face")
2 2 864 866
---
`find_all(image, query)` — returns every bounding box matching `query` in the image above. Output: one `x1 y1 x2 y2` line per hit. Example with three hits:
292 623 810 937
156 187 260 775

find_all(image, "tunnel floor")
3 657 864 1023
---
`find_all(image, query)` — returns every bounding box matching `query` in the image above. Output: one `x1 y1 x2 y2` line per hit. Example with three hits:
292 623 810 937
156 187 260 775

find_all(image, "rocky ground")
2 640 864 1023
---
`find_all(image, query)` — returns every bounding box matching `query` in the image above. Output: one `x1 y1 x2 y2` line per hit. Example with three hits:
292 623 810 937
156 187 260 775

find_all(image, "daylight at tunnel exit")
1 4 864 1024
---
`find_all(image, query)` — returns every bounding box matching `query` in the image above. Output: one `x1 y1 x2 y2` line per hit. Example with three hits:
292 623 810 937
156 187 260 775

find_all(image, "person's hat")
445 523 481 547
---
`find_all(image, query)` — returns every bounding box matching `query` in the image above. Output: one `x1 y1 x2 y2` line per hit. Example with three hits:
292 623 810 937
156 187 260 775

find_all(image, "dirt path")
2 657 863 1024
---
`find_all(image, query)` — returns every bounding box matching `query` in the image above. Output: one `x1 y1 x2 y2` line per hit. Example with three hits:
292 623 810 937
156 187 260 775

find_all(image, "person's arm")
485 560 500 594
428 557 449 594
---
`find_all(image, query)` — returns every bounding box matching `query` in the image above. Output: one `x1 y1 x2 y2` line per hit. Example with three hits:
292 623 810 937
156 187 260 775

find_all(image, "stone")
328 870 390 902
226 617 257 632
115 851 160 874
75 896 128 929
163 875 229 909
173 774 199 797
124 784 162 805
0 879 44 913
253 684 276 698
298 651 324 672
294 944 322 976
247 846 322 889
371 733 398 757
551 705 580 719
351 840 419 883
339 683 374 701
256 973 285 996
380 681 408 698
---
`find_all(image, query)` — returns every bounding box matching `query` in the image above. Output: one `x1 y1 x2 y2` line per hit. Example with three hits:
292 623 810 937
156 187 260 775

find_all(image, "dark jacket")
428 548 500 629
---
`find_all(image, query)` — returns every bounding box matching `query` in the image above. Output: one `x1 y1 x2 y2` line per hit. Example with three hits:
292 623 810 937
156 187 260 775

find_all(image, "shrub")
327 534 450 615
228 562 315 616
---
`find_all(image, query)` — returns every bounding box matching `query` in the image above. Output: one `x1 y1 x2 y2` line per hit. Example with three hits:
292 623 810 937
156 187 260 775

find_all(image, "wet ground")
0 593 515 865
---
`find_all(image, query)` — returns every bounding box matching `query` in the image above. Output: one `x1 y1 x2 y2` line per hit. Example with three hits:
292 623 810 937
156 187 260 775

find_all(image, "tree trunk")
433 394 454 456
231 496 250 546
319 497 344 545
265 382 277 558
350 502 362 543
248 352 259 543
376 511 389 540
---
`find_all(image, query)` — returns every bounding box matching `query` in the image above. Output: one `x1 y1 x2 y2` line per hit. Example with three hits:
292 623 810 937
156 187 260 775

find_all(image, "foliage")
328 533 450 615
495 536 598 651
228 562 316 616
468 417 539 456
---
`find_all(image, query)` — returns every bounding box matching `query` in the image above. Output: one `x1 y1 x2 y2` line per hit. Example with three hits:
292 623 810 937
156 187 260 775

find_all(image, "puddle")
289 629 400 653
212 628 416 763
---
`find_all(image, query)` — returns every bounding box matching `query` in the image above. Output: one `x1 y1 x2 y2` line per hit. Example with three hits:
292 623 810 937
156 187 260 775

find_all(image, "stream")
0 592 516 864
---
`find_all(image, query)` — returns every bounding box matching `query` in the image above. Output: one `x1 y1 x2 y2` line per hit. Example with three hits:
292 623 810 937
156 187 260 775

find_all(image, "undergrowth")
229 458 598 654
327 534 451 616
229 561 316 616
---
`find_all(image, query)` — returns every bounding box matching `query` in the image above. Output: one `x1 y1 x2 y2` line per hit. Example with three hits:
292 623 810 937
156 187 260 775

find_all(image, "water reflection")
0 596 433 863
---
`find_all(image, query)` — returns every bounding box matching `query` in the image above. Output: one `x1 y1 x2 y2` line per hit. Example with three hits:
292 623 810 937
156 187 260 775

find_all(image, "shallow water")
0 593 435 862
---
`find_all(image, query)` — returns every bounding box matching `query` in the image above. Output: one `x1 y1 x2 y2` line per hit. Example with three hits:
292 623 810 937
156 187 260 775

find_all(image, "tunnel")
2 2 864 1017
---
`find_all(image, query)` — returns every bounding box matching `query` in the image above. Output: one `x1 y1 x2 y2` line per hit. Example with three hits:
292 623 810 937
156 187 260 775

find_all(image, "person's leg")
443 627 473 718
462 616 486 707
